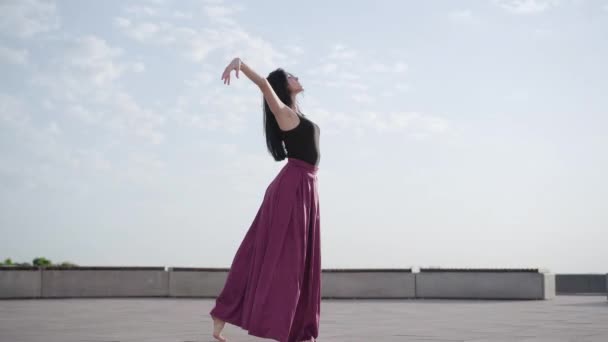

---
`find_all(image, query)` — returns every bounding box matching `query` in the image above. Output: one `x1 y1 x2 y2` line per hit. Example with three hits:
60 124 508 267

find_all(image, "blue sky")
1 0 607 272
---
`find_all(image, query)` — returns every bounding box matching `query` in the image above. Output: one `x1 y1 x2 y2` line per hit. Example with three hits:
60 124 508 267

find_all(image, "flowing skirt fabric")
209 158 321 342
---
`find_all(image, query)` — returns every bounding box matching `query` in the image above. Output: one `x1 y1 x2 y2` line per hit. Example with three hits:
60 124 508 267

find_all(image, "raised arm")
221 57 297 130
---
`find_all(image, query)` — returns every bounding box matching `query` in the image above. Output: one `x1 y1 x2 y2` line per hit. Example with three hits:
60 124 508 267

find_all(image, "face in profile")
286 72 303 94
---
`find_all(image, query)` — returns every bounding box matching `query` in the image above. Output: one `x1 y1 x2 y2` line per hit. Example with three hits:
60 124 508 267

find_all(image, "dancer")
209 57 321 342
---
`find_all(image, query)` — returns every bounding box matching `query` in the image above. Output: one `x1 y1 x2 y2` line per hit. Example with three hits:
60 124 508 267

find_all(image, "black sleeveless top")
281 114 321 166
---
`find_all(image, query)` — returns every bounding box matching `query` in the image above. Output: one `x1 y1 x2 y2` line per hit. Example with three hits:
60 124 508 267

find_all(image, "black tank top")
281 114 321 166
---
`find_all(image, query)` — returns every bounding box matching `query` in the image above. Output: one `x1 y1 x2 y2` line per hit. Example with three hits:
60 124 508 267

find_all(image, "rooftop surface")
1 295 607 342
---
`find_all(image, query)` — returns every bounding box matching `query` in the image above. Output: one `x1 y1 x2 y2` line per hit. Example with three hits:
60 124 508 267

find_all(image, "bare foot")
210 314 226 341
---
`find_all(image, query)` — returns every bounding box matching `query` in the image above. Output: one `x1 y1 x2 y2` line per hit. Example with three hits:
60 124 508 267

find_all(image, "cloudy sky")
1 0 606 273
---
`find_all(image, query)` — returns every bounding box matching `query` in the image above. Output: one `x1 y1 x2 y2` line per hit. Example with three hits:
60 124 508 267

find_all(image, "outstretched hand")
221 57 241 85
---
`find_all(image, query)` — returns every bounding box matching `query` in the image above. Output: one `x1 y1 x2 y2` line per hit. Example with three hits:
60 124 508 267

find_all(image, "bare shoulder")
276 111 300 132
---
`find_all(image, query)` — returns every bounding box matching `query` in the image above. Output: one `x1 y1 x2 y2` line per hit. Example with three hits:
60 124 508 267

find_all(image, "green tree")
32 257 52 267
0 257 78 267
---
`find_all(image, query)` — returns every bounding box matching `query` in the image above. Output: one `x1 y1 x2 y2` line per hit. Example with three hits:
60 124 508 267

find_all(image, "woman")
209 57 321 342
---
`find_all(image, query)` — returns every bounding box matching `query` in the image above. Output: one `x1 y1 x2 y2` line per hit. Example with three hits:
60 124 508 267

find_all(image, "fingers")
221 69 231 85
221 65 238 85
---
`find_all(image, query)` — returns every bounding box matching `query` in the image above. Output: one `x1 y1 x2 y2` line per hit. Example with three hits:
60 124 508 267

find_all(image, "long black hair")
263 68 293 161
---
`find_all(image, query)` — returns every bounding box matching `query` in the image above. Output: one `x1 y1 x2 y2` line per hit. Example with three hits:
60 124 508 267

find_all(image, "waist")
287 158 319 174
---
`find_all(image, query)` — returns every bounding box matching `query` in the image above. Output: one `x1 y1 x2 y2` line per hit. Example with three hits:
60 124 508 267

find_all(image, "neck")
291 94 297 111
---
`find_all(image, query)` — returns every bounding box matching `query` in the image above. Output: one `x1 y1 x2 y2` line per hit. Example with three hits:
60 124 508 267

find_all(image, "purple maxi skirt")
209 158 321 342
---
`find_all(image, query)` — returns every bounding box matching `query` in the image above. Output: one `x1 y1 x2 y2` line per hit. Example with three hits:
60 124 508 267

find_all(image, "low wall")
41 267 168 298
0 266 577 300
556 274 607 295
169 268 228 297
167 268 416 298
321 269 415 299
416 268 554 300
0 267 41 299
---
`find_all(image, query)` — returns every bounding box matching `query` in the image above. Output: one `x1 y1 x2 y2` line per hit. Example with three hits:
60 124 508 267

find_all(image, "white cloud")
0 0 60 37
394 62 408 73
448 9 475 23
110 1 298 143
115 4 287 70
287 45 304 55
204 4 243 25
184 70 214 88
220 28 288 69
0 93 30 128
352 93 375 104
111 92 166 144
306 102 449 138
328 44 358 60
505 88 531 101
372 112 450 135
47 121 61 135
320 63 338 74
114 17 131 29
493 0 560 14
0 94 94 192
532 27 554 39
306 45 360 84
68 35 125 85
131 62 145 73
29 34 166 145
125 5 160 18
122 151 166 186
116 20 162 42
308 44 408 96
0 45 29 65
172 11 193 19
340 72 361 81
67 105 103 125
370 62 408 73
395 84 410 92
370 63 388 72
171 86 256 134
314 79 368 91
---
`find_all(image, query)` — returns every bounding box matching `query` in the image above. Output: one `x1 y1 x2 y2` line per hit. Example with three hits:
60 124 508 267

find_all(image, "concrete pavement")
1 295 607 342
